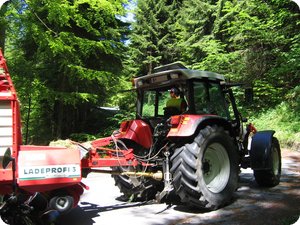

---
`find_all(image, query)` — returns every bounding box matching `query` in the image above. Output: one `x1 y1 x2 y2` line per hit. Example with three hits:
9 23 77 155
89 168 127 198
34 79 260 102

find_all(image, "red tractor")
81 62 281 210
0 48 281 224
0 50 85 224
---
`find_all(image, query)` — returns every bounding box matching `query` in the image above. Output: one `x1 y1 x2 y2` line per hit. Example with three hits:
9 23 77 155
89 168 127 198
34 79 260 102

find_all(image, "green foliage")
173 0 300 116
175 0 217 65
252 79 284 110
69 133 97 142
111 110 135 124
1 0 299 145
0 2 8 51
4 0 130 143
129 0 182 75
250 86 300 147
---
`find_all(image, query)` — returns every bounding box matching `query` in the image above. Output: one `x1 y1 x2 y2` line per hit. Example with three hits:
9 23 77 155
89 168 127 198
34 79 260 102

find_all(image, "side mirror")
245 88 253 104
2 148 13 169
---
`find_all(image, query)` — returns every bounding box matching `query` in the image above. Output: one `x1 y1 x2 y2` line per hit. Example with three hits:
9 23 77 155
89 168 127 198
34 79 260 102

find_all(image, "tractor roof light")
170 73 179 79
137 80 143 87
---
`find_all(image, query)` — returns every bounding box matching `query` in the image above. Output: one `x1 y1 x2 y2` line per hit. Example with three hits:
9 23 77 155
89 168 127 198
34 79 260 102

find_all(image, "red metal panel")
0 50 21 191
91 136 113 148
82 157 138 168
167 114 206 137
17 147 82 193
81 148 139 169
117 120 152 149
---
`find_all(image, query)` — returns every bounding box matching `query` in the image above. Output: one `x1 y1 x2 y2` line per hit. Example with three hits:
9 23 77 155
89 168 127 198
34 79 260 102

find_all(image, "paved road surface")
1 149 300 225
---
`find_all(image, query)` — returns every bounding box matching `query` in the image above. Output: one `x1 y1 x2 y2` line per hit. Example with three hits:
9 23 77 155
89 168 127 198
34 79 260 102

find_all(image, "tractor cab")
133 62 234 131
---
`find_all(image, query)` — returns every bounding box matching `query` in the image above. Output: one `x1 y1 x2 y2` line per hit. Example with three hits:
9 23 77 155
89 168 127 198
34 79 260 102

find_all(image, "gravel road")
56 149 300 225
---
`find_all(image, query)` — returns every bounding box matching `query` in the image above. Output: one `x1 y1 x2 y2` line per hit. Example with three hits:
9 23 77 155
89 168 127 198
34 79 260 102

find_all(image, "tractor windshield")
141 89 170 117
138 80 228 119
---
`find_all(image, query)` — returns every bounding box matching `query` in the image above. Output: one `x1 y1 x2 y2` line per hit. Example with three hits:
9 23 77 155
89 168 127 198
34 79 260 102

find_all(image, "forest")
0 0 299 148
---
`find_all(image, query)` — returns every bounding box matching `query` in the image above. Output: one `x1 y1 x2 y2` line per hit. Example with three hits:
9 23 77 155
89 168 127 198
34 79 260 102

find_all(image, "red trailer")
0 50 84 224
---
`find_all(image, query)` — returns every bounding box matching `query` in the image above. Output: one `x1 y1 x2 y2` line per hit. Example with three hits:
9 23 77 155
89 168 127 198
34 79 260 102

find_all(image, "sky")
121 0 136 23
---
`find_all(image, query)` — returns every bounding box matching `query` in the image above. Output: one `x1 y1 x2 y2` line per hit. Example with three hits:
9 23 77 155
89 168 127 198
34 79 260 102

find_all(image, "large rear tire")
253 137 281 187
170 125 239 210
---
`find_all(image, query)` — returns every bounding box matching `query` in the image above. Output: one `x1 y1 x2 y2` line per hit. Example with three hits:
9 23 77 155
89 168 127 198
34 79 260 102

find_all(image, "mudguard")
250 130 275 170
167 114 233 138
117 120 153 149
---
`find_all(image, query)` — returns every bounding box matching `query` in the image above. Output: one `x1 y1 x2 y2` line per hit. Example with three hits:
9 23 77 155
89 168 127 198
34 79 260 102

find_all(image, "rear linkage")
79 121 175 202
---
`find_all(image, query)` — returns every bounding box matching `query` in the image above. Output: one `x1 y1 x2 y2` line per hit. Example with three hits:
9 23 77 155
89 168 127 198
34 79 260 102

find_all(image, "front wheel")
170 125 239 210
254 137 281 187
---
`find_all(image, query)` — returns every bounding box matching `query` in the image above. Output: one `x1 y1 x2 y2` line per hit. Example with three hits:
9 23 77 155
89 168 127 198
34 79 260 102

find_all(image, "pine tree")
129 0 182 75
6 0 130 142
223 0 300 107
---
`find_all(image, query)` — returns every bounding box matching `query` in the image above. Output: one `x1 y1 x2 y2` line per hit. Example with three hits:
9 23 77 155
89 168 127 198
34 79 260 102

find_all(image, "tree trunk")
0 1 9 52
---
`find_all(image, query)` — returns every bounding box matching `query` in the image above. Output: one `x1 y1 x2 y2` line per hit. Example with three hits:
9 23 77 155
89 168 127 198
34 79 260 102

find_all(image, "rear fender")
117 120 152 149
249 130 275 170
167 115 233 138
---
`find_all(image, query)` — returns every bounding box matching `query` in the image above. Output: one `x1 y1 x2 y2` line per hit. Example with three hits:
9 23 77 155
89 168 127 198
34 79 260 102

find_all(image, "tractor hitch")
87 169 163 181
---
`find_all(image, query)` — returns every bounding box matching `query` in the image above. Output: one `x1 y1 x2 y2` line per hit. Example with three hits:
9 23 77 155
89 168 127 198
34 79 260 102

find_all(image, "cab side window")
193 82 229 117
194 82 209 114
209 83 229 118
142 91 156 117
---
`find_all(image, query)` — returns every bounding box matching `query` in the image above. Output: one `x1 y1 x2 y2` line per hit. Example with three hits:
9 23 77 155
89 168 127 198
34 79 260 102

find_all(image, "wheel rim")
53 196 72 211
272 146 280 176
202 143 230 193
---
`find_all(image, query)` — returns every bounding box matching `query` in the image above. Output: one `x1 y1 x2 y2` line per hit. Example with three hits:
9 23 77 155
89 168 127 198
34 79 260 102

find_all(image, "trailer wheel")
49 195 74 214
170 125 239 210
254 137 281 187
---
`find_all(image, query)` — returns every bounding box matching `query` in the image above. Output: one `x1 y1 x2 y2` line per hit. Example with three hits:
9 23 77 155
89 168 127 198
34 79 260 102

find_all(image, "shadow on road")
56 201 154 225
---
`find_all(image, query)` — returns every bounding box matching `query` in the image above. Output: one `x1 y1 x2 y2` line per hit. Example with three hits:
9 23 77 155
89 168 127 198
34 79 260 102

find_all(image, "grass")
249 102 300 151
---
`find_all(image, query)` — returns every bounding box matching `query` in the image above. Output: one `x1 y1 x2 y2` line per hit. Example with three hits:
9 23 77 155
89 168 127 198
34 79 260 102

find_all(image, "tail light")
247 123 257 134
170 115 181 127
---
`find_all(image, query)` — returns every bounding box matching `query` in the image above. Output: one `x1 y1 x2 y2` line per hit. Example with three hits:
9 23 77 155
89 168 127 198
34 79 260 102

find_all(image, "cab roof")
133 62 225 89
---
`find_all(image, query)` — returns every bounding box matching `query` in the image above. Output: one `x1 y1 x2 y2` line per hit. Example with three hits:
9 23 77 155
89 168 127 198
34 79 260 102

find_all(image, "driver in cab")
165 87 187 116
